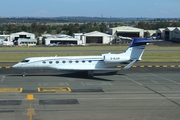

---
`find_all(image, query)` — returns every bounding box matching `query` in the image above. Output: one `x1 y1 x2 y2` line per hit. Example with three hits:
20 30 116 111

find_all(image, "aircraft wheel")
87 71 94 78
88 75 93 78
22 71 26 77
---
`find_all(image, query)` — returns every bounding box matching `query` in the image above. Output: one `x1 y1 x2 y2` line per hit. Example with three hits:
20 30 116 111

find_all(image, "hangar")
45 37 79 45
156 28 165 39
109 26 144 38
172 27 180 43
11 31 37 46
164 27 176 40
82 31 112 44
11 31 35 41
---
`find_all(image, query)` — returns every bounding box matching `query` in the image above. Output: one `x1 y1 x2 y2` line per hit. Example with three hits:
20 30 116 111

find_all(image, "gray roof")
18 38 37 42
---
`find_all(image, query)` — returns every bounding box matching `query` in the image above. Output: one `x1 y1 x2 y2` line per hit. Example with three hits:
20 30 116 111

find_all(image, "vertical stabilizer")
124 38 152 60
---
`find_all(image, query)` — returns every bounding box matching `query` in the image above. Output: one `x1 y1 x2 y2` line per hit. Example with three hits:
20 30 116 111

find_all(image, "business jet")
12 38 154 77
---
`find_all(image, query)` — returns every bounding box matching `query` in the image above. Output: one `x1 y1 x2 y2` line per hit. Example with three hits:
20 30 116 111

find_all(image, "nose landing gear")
22 70 26 77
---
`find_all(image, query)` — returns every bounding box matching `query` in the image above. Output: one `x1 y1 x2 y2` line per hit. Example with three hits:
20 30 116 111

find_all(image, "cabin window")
56 61 59 64
21 60 30 63
82 60 85 63
75 60 79 63
42 61 46 64
62 61 66 63
88 60 92 63
69 60 72 63
49 61 53 64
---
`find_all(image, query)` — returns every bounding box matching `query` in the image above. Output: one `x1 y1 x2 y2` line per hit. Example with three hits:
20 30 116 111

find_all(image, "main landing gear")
87 71 94 78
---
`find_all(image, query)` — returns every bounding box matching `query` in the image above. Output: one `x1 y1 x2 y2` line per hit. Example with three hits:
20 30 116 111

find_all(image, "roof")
110 26 143 31
56 34 72 38
11 31 34 35
46 37 78 41
73 33 83 36
165 27 176 31
83 31 111 37
156 28 165 32
173 27 180 31
41 33 52 37
18 38 37 42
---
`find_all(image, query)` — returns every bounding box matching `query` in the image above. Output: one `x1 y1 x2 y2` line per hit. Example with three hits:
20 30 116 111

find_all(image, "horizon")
0 0 179 18
0 16 180 19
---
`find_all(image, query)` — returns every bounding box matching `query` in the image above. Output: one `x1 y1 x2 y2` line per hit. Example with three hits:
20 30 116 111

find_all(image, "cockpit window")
21 60 30 63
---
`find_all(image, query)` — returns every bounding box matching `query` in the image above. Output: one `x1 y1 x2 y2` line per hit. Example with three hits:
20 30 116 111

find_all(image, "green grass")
1 45 180 51
0 45 180 62
142 52 180 62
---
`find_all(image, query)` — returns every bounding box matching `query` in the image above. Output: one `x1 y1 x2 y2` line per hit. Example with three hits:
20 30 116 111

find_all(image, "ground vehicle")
48 43 58 46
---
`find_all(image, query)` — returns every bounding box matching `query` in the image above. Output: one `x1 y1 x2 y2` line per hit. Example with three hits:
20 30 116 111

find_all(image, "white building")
45 37 80 45
73 33 83 40
41 33 53 38
17 38 37 46
156 28 165 39
172 27 180 42
11 31 35 41
109 26 144 38
82 31 112 45
164 27 176 40
10 31 37 46
144 30 156 37
0 35 11 44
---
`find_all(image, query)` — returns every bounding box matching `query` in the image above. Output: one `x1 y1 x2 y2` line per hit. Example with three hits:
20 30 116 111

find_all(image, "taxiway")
0 66 180 120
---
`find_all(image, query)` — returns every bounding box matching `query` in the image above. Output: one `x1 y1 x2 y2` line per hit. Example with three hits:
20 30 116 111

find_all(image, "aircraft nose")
12 63 21 68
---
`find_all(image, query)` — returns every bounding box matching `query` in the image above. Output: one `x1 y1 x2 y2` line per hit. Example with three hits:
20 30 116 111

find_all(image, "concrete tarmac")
0 67 180 120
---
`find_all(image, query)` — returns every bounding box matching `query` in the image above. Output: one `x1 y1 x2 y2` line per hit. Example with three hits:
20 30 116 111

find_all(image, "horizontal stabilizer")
123 59 136 70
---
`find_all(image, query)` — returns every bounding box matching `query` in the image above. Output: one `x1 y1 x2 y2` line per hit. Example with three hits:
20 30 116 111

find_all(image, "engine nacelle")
102 54 130 63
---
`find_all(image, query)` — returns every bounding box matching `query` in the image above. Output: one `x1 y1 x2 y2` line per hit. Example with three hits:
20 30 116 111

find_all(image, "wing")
58 60 136 71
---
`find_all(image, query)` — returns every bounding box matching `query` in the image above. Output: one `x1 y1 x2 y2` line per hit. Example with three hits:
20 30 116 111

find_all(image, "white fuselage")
12 38 154 77
12 54 130 70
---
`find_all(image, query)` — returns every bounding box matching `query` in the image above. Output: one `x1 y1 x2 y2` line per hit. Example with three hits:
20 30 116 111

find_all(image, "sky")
0 0 180 18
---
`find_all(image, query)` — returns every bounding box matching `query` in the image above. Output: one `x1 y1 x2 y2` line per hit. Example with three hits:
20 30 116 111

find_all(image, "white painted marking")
38 83 42 86
41 83 48 86
149 73 180 85
66 78 75 81
107 82 113 85
65 82 69 85
81 82 85 85
0 76 5 82
78 97 180 100
58 82 69 86
122 76 143 86
151 80 158 84
81 82 113 86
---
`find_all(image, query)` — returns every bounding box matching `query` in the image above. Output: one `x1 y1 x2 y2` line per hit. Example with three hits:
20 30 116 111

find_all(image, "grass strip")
0 52 180 62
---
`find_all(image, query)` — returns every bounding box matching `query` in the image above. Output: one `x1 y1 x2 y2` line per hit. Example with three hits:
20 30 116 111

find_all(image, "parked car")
48 43 58 46
2 41 14 46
